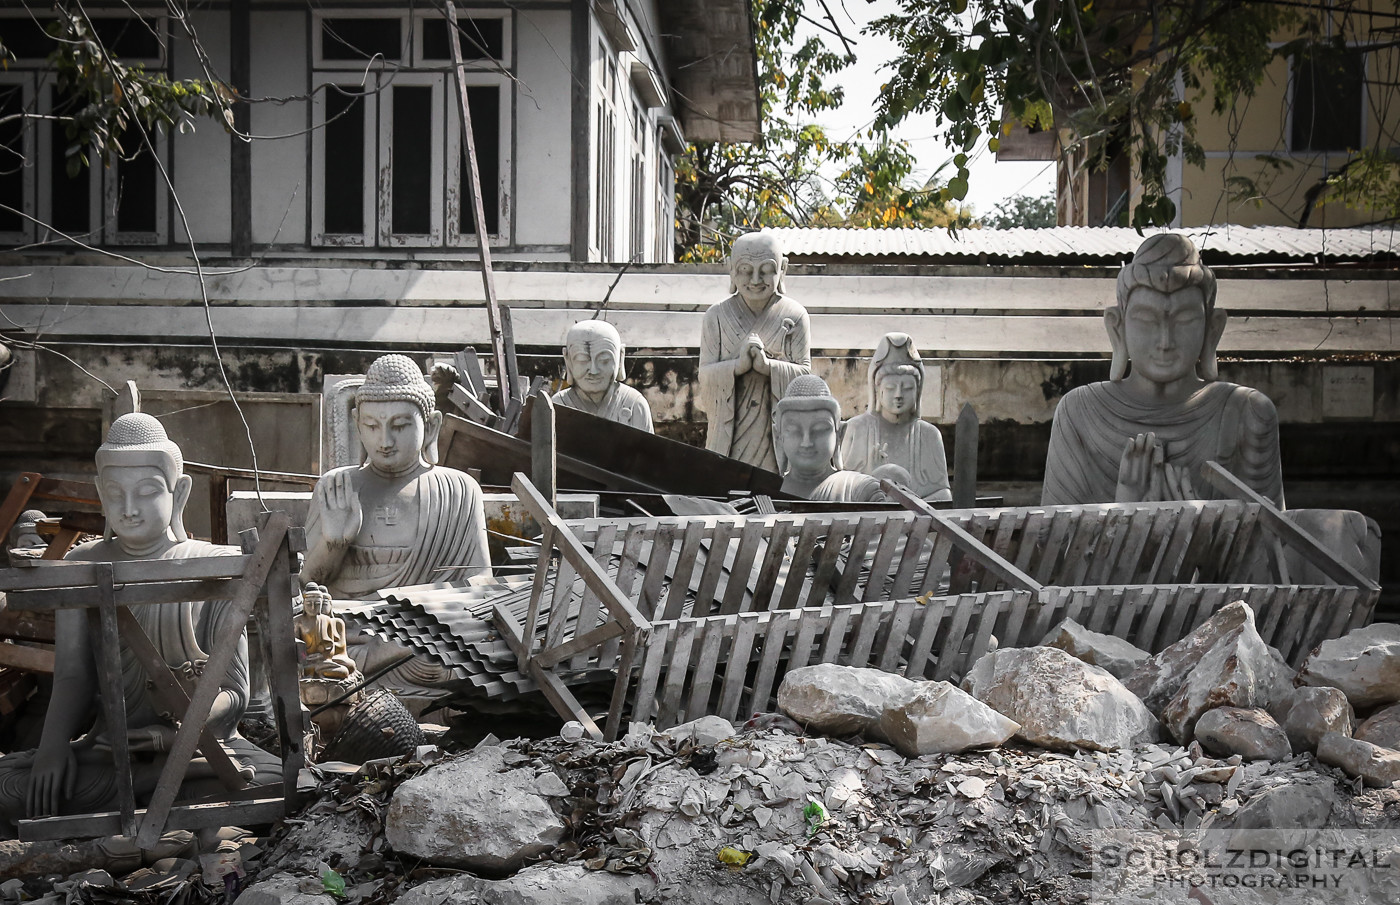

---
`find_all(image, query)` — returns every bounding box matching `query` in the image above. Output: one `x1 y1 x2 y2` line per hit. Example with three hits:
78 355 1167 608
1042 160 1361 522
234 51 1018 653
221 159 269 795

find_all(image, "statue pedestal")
299 675 360 740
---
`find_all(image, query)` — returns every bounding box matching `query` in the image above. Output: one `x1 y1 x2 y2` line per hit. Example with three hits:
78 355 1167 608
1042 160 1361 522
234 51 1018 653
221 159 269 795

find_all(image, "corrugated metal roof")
767 226 1400 262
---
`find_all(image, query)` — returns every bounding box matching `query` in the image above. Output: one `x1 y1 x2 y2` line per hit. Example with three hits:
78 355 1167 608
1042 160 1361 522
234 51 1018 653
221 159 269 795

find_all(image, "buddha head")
729 231 787 310
9 509 46 550
869 333 925 424
94 413 192 552
563 320 625 402
353 354 442 476
774 374 843 481
1107 233 1226 385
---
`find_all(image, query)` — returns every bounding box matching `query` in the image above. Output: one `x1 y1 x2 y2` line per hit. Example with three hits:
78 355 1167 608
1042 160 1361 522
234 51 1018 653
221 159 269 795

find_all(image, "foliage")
868 0 1320 228
814 139 974 229
984 191 1055 229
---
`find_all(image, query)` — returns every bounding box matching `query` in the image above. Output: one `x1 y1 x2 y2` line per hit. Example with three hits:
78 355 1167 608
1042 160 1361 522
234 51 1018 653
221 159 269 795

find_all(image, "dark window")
1292 47 1364 153
322 18 402 62
460 85 499 235
391 85 433 235
49 87 88 235
3 16 160 60
0 84 25 232
323 90 364 234
115 140 157 234
422 18 503 61
2 17 58 60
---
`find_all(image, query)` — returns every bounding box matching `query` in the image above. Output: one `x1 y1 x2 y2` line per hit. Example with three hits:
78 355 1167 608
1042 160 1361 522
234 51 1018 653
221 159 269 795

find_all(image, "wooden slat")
904 596 946 679
862 518 906 602
1153 505 1203 584
885 486 1043 594
889 516 932 599
999 586 1034 649
876 601 915 673
0 642 53 672
833 517 880 604
692 521 735 616
3 579 245 613
658 620 699 728
1111 586 1141 641
1011 510 1045 576
521 524 555 659
542 551 579 652
984 510 1025 591
1059 511 1105 587
786 607 824 673
493 602 530 663
1220 505 1264 580
570 524 618 669
662 522 707 621
1032 509 1075 585
717 614 759 722
91 566 136 836
19 798 286 842
535 620 627 669
686 617 730 721
613 524 649 599
845 601 890 668
1273 586 1318 664
1108 507 1159 584
1085 509 1132 586
751 519 795 611
604 630 642 741
0 473 41 543
529 661 603 740
632 622 672 725
966 592 1004 669
930 528 962 595
0 555 251 593
955 513 993 592
749 610 793 715
261 535 305 815
1175 504 1224 582
932 594 978 681
638 525 674 619
815 605 853 666
720 520 768 615
803 518 850 609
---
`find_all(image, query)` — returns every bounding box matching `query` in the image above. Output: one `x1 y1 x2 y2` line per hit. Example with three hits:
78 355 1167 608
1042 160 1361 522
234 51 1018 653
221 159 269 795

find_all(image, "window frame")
1286 43 1368 155
377 71 446 248
311 83 379 247
413 10 512 71
445 74 512 247
0 72 37 247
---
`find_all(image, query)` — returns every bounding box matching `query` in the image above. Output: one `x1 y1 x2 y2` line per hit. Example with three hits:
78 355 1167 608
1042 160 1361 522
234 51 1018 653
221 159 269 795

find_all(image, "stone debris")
1039 618 1149 679
777 663 915 735
1159 608 1291 743
1193 707 1291 762
1317 731 1400 787
962 646 1159 751
1125 601 1255 715
1298 622 1400 709
1282 685 1355 754
876 680 1020 757
1356 701 1400 749
664 715 738 748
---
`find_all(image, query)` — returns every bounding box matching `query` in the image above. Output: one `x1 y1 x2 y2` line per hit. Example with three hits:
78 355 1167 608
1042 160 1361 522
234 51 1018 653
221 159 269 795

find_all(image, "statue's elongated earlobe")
172 474 192 543
423 411 444 466
1199 309 1227 381
1105 308 1129 381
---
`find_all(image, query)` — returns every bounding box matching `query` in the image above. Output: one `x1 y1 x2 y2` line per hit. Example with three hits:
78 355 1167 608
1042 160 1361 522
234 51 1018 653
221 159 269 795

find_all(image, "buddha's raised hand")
316 470 363 546
1115 432 1165 503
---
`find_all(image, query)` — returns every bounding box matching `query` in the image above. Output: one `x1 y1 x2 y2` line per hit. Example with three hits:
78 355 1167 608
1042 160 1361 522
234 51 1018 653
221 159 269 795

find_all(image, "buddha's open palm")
1115 432 1164 502
316 471 363 545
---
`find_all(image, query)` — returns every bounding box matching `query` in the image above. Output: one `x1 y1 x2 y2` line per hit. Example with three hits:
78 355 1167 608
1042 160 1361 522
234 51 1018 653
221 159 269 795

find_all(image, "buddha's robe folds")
307 466 491 600
0 539 281 824
808 470 886 504
1041 381 1283 506
698 294 811 472
552 383 654 433
841 414 950 501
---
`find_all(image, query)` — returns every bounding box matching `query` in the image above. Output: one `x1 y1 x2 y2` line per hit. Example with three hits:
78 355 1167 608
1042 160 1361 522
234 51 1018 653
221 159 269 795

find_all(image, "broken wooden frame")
504 470 1379 737
0 513 304 845
1 472 102 561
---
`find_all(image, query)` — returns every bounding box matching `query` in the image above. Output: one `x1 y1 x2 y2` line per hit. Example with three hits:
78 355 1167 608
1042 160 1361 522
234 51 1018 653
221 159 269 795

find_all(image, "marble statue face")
356 400 426 476
566 338 618 398
98 464 175 550
1123 286 1208 386
732 251 782 309
779 409 838 475
876 373 919 420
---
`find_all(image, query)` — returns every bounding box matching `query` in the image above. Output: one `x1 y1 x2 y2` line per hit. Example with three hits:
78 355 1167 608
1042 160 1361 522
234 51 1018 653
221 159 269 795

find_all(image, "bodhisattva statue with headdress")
1041 233 1283 506
840 332 952 502
774 375 887 503
698 231 811 471
0 414 281 833
551 320 653 432
301 354 491 597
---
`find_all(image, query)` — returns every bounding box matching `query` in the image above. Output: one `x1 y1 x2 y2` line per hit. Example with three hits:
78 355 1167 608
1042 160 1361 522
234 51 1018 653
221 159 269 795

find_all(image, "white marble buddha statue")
698 230 811 471
1041 233 1283 506
840 333 951 502
0 414 279 832
774 375 886 503
550 320 653 432
301 354 491 597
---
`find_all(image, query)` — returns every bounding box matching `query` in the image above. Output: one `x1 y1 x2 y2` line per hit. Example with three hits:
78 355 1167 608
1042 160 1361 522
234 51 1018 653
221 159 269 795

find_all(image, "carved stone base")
299 675 360 740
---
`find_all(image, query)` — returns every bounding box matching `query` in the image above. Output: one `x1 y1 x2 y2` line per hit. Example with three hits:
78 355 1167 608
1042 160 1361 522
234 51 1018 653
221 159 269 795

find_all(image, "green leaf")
948 177 968 200
321 868 346 898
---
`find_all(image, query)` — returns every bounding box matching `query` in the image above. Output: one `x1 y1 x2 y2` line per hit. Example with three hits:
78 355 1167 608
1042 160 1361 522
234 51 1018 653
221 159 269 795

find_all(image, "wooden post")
92 564 136 836
229 0 252 258
446 0 519 413
952 402 978 508
531 392 557 509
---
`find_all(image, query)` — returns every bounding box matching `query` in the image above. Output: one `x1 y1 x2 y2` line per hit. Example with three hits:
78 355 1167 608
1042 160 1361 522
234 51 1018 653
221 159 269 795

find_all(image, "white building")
0 0 759 262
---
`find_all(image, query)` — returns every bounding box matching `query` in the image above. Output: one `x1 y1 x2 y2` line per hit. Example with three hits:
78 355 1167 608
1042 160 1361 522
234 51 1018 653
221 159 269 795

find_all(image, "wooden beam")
0 642 54 673
19 798 285 842
531 391 557 509
952 402 978 508
0 473 41 542
0 556 250 593
91 565 136 836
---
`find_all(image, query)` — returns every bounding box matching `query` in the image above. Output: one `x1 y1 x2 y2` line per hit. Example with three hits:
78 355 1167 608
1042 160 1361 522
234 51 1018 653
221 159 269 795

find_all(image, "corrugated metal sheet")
767 226 1400 262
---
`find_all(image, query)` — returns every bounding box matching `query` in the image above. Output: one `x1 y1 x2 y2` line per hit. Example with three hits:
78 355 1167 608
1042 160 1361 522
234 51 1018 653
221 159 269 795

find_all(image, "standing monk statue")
0 414 280 833
1041 234 1283 506
551 320 653 432
301 354 491 597
698 231 811 471
841 333 951 501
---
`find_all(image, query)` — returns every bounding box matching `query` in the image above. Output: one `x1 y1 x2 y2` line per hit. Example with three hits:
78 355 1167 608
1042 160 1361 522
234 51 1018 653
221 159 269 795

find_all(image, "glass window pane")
116 141 157 234
91 17 163 59
323 90 364 234
0 84 25 233
49 87 88 235
1292 48 1364 153
392 85 433 235
322 18 402 62
461 85 499 235
422 18 503 61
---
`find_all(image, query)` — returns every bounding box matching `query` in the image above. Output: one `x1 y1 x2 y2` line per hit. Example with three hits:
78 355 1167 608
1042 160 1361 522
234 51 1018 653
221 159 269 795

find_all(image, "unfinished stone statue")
774 375 885 503
699 231 811 471
8 509 45 550
0 414 280 831
301 354 492 598
1041 234 1283 506
551 320 653 432
841 333 951 501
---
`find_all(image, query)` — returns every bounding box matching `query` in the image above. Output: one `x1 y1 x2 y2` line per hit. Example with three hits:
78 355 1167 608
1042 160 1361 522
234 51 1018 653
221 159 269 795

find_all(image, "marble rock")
1232 781 1334 830
1160 614 1291 744
877 681 1020 757
1039 619 1149 679
1316 732 1400 787
663 715 737 748
1297 622 1400 710
1355 702 1400 749
1194 707 1291 762
1125 601 1255 716
395 864 654 905
962 647 1159 752
385 746 566 875
233 874 337 905
778 664 915 736
1281 686 1354 754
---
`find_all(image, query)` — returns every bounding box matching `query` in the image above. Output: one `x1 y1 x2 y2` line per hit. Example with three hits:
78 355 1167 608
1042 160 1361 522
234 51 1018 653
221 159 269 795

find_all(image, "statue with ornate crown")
0 414 280 833
301 354 491 596
698 231 812 471
551 320 653 432
1041 233 1284 506
841 332 952 502
774 375 887 503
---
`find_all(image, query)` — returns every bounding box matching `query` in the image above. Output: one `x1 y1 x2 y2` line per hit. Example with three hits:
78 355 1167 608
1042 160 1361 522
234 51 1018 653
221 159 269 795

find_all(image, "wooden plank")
658 620 699 728
954 512 993 592
1153 588 1198 653
638 525 675 619
862 517 906 603
749 610 793 715
846 601 890 668
890 516 932 599
1151 505 1202 584
803 519 850 609
662 522 707 622
692 521 735 616
815 605 853 666
1108 507 1158 584
721 520 769 615
1176 504 1224 582
717 614 759 722
135 515 287 848
0 555 251 594
1220 505 1263 580
966 592 1004 668
632 622 672 725
930 528 962 596
90 566 136 837
19 798 286 842
833 516 881 605
3 579 245 614
686 617 730 721
604 630 642 741
999 586 1034 649
613 524 649 600
493 603 530 663
1273 586 1318 664
905 595 947 679
1011 510 1045 576
1132 587 1171 653
876 601 916 673
580 523 621 670
543 551 578 652
1030 509 1070 584
932 594 978 681
1085 508 1132 586
535 620 626 669
777 519 825 610
1058 511 1105 587
750 519 795 611
786 607 823 673
529 661 603 740
0 642 54 672
983 510 1024 591
887 487 1042 594
0 473 41 542
1197 504 1242 584
570 524 618 669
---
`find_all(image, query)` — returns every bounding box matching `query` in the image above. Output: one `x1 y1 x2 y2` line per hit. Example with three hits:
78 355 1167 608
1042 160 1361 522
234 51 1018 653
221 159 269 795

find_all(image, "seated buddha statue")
295 583 358 680
551 320 654 432
0 414 280 834
840 333 951 502
1041 234 1284 506
774 375 887 503
300 354 491 597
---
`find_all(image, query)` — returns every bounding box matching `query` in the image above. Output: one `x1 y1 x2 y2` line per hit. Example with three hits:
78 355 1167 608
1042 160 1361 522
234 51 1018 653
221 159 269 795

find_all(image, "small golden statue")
295 584 358 680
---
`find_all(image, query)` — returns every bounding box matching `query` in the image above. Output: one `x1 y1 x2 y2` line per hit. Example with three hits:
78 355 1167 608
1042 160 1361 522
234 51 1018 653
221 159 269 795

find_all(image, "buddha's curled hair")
1115 233 1217 315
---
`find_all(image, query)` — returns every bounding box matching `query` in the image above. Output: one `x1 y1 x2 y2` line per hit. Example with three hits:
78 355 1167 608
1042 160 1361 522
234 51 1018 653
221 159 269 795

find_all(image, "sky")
808 0 1056 218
